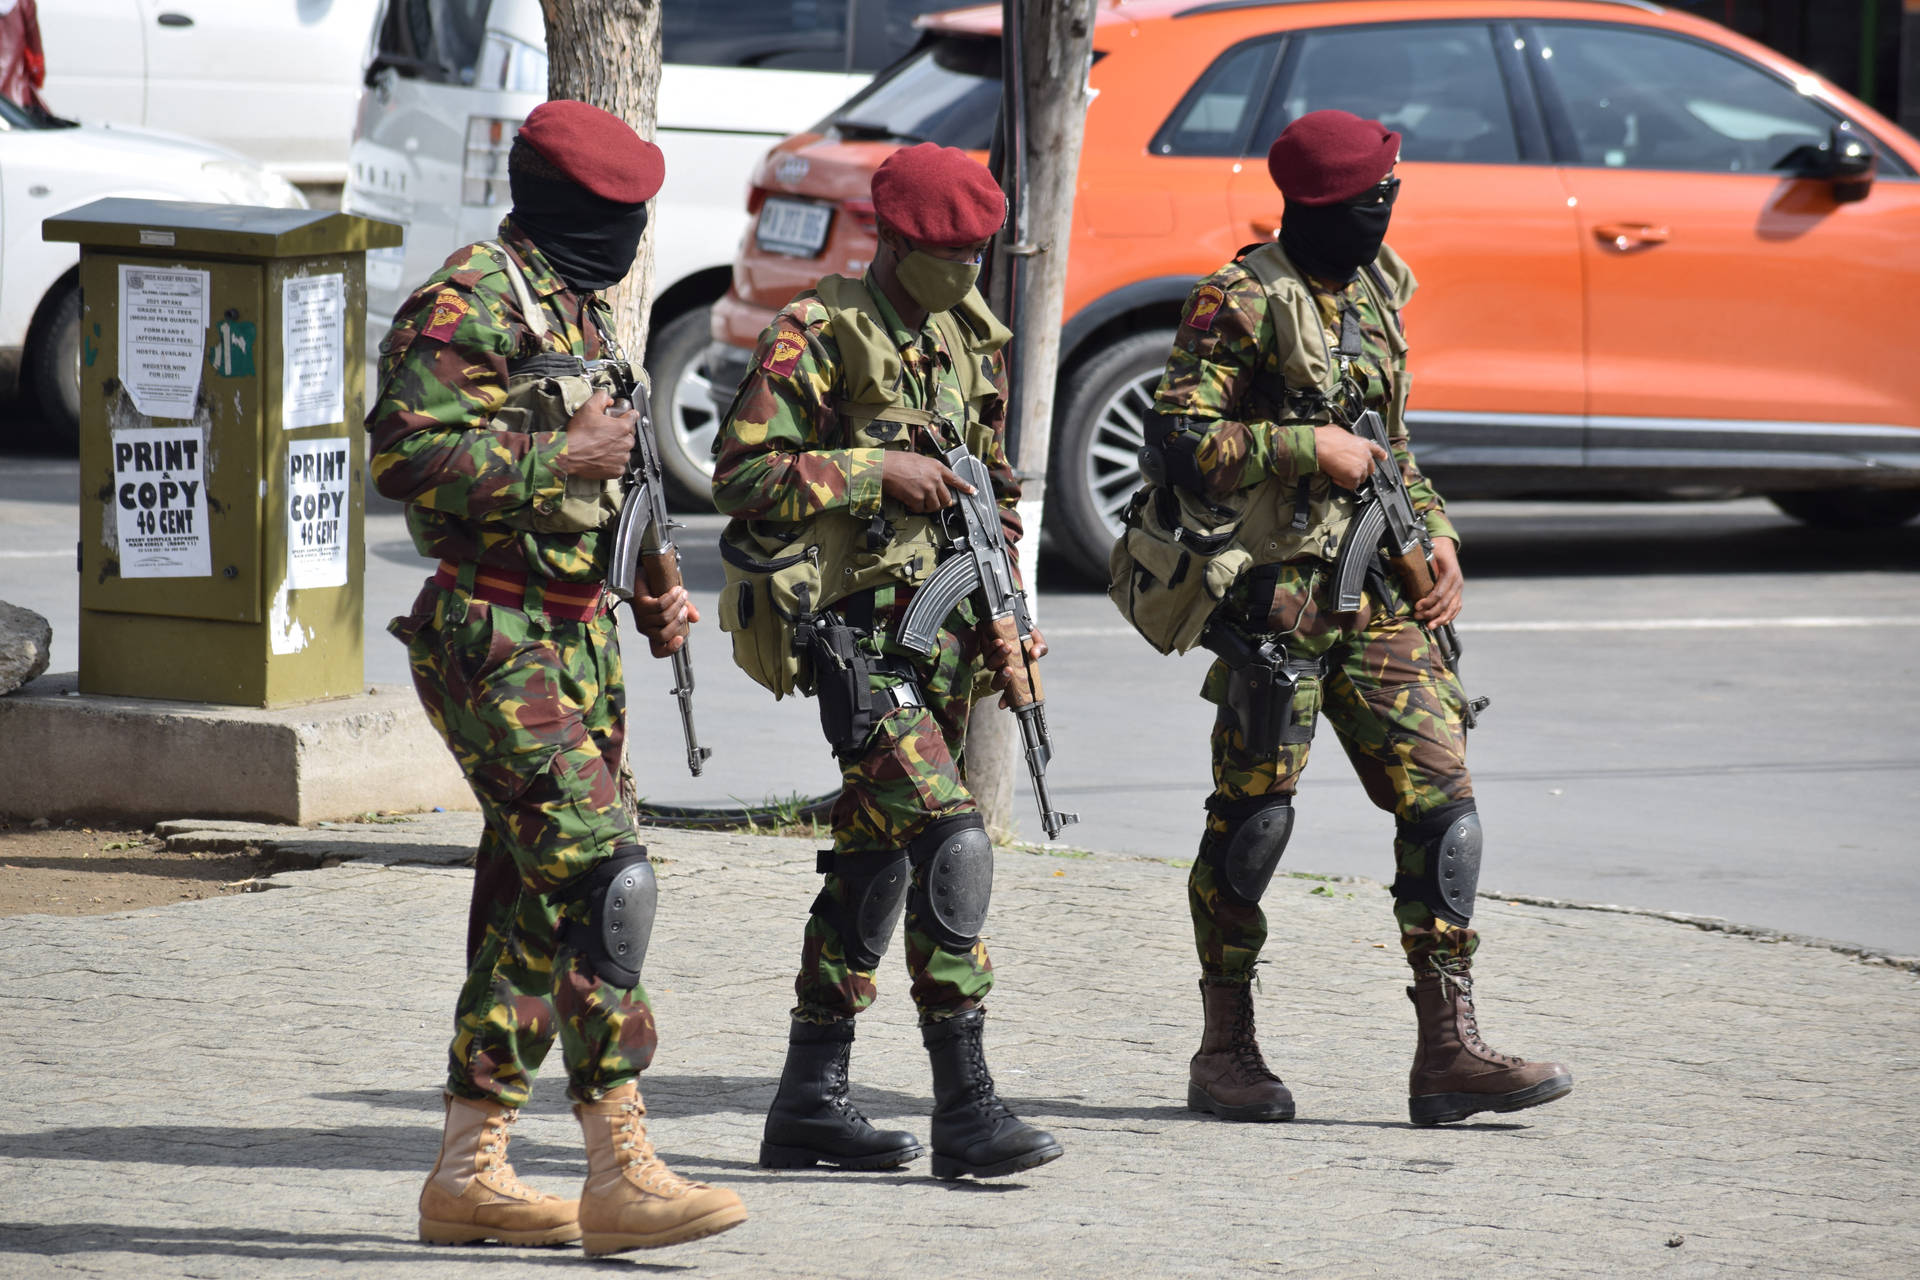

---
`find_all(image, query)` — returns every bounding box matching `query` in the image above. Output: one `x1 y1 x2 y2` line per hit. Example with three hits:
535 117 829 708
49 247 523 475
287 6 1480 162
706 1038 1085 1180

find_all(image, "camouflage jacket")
711 274 1024 614
368 218 620 581
1153 243 1458 549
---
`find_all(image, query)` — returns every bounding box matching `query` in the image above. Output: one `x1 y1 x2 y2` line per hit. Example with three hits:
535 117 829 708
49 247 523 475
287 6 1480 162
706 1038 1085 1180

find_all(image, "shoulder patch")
761 328 807 378
1184 284 1227 333
422 289 469 343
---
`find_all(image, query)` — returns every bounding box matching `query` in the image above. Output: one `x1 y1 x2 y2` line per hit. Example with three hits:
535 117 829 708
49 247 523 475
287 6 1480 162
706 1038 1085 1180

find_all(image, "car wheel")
1767 488 1920 530
27 283 82 451
644 305 723 511
1051 327 1175 583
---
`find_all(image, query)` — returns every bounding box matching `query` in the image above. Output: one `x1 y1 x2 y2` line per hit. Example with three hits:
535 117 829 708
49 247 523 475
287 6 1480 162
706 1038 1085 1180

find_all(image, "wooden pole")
966 0 1098 843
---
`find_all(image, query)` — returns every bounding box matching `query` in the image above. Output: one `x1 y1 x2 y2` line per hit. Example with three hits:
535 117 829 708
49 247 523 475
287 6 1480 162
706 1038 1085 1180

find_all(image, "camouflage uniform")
1155 242 1477 976
712 276 1022 1024
371 220 655 1107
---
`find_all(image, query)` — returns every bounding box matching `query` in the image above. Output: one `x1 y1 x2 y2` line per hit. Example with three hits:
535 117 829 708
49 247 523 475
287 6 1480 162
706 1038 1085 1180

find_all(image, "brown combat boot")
573 1082 746 1255
1407 957 1573 1126
1187 978 1296 1122
418 1093 581 1247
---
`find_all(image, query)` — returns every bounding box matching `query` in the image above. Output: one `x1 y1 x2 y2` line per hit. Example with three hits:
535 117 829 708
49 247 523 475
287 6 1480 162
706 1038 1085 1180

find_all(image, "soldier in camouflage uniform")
370 100 744 1255
712 143 1062 1181
1148 111 1573 1127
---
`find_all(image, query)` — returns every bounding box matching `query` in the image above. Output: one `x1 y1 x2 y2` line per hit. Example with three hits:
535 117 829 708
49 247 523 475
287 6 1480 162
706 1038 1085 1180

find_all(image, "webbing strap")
487 240 548 341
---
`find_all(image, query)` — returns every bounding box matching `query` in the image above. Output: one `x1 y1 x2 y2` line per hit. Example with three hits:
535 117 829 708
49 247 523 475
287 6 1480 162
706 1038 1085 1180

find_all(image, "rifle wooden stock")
1388 543 1437 602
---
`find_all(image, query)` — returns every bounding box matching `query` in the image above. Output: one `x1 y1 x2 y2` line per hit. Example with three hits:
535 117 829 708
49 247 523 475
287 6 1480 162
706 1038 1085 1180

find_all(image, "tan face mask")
895 249 982 313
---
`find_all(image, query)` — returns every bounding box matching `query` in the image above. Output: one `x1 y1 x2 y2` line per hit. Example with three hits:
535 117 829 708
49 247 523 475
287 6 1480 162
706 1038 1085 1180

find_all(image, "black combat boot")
759 1019 924 1170
921 1008 1063 1180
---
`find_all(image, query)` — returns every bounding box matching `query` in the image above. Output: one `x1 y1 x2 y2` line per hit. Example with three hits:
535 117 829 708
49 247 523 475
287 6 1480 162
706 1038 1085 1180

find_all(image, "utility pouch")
496 351 625 534
1108 485 1254 656
717 520 822 699
807 619 881 757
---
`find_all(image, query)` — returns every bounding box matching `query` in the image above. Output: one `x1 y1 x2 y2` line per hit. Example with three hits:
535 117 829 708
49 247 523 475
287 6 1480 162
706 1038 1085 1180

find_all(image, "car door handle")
1593 222 1670 252
157 12 194 27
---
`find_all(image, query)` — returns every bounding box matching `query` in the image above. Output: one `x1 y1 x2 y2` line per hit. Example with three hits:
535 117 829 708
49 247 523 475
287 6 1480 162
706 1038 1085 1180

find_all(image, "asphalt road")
4 445 1917 956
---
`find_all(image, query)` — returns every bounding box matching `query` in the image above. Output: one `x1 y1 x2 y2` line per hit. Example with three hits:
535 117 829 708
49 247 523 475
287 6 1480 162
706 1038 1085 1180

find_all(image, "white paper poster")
285 438 351 590
111 426 211 578
283 273 346 429
117 265 209 419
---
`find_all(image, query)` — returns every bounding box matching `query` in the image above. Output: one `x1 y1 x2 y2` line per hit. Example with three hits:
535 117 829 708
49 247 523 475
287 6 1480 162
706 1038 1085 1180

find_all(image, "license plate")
756 197 832 258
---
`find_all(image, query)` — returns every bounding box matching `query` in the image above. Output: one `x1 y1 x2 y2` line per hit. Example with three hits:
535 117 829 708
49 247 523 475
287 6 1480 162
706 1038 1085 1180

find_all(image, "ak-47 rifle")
1331 405 1490 729
895 441 1077 840
596 360 713 776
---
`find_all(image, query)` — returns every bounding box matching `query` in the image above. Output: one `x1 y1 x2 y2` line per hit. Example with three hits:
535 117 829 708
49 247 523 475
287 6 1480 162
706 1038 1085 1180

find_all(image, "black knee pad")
557 845 656 989
810 847 910 970
1200 794 1295 905
907 814 994 952
1393 800 1482 927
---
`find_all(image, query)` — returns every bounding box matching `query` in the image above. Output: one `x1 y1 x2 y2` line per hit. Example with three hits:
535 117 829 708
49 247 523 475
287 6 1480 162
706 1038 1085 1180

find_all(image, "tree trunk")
967 0 1099 844
539 0 663 353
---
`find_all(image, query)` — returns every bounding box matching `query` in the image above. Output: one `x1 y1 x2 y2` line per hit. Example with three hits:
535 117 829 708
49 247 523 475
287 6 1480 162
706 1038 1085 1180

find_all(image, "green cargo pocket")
718 524 820 699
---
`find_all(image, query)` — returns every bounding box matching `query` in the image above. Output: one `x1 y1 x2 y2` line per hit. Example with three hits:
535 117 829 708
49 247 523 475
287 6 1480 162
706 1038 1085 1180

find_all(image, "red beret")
516 100 664 205
1266 110 1401 205
870 142 1006 247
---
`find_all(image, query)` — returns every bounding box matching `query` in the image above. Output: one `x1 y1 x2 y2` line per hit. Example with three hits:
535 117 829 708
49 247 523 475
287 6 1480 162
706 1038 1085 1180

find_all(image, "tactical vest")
719 275 1010 697
1108 242 1413 655
484 240 628 537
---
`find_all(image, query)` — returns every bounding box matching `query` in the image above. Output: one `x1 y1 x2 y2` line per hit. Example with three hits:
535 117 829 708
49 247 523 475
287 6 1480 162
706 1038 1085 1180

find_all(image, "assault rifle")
596 359 713 776
1331 407 1490 729
896 441 1078 840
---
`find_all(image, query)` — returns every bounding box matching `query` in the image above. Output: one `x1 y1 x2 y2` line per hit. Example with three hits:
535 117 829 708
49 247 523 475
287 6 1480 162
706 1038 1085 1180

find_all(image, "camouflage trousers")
393 580 656 1108
793 606 995 1024
1194 561 1480 980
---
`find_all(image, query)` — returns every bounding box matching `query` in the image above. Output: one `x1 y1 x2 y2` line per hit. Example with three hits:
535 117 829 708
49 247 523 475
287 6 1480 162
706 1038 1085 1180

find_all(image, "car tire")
1767 488 1920 530
1051 327 1175 583
644 305 724 511
26 283 82 452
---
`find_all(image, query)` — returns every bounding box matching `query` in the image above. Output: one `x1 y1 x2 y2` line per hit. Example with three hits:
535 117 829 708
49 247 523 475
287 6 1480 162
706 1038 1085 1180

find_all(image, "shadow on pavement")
0 1221 688 1270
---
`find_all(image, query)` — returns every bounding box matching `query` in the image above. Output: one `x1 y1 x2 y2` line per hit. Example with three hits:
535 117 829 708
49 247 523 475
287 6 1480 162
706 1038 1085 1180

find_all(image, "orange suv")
703 0 1920 578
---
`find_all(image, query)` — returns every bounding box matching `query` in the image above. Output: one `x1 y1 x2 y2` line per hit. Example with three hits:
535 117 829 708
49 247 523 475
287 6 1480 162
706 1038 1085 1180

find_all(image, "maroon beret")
516 100 664 205
1266 110 1401 205
870 142 1006 247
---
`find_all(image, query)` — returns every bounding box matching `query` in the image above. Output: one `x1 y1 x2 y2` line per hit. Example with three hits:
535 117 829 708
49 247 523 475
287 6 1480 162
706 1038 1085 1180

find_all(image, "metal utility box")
44 199 403 707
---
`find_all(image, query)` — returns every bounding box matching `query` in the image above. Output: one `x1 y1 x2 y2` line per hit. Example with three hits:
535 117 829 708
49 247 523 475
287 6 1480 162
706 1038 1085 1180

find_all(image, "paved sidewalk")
3 812 1916 1278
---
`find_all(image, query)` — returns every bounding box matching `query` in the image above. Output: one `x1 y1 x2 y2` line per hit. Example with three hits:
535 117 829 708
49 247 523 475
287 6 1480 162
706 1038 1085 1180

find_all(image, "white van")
344 0 949 504
36 0 384 185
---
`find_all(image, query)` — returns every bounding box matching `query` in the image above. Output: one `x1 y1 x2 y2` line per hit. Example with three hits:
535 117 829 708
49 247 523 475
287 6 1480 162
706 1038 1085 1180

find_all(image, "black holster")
1203 617 1321 755
807 619 882 757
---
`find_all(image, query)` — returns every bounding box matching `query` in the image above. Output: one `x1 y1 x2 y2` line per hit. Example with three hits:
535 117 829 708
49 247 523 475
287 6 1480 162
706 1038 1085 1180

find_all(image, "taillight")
463 116 520 208
844 197 877 233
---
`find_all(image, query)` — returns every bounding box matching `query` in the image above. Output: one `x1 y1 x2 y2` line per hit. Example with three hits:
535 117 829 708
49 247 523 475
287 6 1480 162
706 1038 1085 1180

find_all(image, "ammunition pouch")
1107 484 1256 656
717 520 821 699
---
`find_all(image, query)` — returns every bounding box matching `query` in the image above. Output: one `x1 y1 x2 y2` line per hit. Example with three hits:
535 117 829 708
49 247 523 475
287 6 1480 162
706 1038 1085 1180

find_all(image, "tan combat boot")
1408 956 1574 1126
418 1093 581 1246
1187 978 1296 1121
574 1082 747 1255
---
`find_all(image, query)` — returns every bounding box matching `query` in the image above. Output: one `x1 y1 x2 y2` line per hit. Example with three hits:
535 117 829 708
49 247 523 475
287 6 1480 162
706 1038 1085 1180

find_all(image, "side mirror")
1775 122 1877 203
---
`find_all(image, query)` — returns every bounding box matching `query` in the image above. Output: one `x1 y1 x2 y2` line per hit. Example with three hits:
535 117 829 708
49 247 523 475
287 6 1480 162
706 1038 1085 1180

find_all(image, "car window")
377 0 491 83
663 0 851 73
853 0 966 73
1153 37 1283 157
1263 22 1519 164
826 34 1001 150
1527 23 1853 174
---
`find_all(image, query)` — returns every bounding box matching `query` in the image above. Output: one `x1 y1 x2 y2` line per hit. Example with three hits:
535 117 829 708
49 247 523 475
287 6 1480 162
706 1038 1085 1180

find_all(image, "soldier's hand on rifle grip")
557 390 639 480
629 577 700 659
882 452 973 513
1313 424 1389 491
986 620 1045 709
1412 537 1464 627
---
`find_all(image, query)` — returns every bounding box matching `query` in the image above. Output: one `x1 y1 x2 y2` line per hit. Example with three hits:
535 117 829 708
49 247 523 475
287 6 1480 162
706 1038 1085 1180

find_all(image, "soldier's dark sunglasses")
1351 177 1401 207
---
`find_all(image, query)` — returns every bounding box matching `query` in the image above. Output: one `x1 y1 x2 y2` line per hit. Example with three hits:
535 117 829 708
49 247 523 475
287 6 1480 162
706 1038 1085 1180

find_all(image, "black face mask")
1279 183 1396 283
509 167 650 294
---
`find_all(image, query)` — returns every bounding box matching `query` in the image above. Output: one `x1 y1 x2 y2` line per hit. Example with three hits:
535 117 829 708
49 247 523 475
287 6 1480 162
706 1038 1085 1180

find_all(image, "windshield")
373 0 491 83
827 34 1002 149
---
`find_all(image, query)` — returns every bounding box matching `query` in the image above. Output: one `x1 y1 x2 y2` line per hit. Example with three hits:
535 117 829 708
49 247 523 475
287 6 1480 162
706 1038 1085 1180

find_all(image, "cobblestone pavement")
3 812 1916 1278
